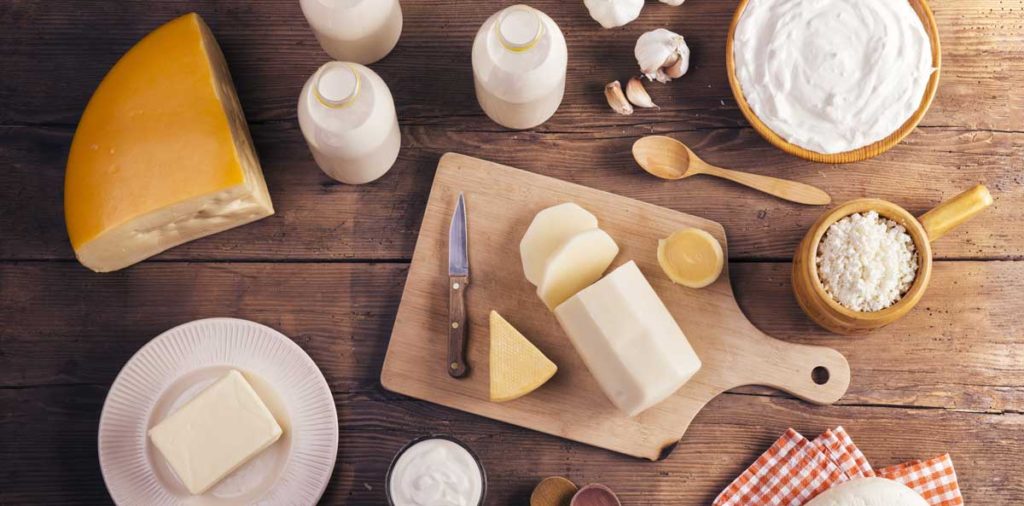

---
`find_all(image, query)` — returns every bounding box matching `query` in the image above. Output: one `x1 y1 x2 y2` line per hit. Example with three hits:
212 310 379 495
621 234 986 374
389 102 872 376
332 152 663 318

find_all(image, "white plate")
99 318 338 505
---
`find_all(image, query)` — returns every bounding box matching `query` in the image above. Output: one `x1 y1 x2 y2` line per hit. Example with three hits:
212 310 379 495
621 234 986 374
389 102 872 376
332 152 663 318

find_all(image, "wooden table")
1 1 1021 504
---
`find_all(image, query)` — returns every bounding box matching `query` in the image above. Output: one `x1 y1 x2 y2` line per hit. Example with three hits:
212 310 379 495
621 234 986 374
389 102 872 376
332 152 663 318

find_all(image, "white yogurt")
733 0 934 154
388 438 484 506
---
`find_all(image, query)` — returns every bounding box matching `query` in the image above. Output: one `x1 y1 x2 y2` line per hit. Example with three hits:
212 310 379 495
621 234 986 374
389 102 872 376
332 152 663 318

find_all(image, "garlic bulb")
635 28 691 83
584 0 644 29
660 0 686 5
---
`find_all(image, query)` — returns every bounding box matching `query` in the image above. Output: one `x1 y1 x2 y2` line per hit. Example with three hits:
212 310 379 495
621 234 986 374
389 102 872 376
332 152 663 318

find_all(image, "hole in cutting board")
812 366 830 385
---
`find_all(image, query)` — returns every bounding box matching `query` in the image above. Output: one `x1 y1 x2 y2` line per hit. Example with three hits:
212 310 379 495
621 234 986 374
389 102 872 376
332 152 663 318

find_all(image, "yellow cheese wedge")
490 311 557 402
65 13 273 272
657 228 724 289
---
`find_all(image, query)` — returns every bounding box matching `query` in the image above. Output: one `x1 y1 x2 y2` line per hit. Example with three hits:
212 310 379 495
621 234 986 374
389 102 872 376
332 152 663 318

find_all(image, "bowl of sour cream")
386 435 487 506
727 0 941 163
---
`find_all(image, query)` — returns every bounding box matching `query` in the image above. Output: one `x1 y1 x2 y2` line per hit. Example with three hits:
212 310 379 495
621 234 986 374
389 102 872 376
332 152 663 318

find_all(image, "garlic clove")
659 0 686 5
665 55 688 79
584 0 644 29
635 28 691 83
605 81 634 115
626 77 658 108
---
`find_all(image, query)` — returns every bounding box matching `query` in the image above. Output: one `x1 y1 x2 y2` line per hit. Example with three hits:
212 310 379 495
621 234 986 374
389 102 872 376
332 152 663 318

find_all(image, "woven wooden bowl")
793 186 992 335
726 0 942 164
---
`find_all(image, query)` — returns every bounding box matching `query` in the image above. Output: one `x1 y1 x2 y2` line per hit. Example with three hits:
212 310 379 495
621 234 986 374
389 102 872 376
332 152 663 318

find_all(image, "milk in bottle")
472 5 568 130
300 0 403 65
298 62 401 185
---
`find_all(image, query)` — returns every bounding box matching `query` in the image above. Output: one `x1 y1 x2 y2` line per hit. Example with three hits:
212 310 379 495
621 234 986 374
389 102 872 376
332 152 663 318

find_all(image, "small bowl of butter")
727 0 942 163
386 435 487 506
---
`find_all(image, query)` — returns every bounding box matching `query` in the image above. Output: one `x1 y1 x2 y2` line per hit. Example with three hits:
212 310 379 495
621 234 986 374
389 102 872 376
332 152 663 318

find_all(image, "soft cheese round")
805 477 928 506
733 0 934 154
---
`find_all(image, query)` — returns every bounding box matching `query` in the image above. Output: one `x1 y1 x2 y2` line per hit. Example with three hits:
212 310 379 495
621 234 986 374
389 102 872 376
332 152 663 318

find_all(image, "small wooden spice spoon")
633 135 832 206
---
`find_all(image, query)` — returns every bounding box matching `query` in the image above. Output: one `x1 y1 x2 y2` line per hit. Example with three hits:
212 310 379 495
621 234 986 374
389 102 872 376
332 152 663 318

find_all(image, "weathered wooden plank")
2 386 1020 504
0 0 1020 131
2 262 1022 415
1 124 1019 262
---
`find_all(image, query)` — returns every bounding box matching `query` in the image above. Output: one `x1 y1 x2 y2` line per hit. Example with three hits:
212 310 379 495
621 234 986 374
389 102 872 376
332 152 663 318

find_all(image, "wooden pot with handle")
793 185 993 335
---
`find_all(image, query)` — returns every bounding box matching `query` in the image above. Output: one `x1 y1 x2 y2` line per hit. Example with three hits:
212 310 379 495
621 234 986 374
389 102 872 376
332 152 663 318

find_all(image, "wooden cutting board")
381 153 850 460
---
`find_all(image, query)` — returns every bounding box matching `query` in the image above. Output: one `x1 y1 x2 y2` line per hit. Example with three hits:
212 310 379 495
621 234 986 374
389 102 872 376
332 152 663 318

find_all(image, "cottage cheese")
816 211 918 312
733 0 935 154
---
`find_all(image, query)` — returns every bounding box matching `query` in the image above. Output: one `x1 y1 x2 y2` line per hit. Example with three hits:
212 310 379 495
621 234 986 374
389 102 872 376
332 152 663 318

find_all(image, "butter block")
554 261 702 416
65 13 274 272
148 370 283 495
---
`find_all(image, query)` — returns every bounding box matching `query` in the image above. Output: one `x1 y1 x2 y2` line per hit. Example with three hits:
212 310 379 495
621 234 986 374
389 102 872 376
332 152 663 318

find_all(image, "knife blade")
447 193 470 378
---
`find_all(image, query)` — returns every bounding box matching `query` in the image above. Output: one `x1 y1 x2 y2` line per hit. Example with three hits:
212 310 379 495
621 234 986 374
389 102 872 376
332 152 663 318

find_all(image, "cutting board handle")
746 333 851 405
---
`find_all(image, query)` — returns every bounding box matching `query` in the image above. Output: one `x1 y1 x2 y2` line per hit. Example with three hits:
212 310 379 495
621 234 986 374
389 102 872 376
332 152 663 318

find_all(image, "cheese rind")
148 370 283 495
65 13 273 272
554 261 701 416
537 228 619 310
489 311 558 402
520 203 600 286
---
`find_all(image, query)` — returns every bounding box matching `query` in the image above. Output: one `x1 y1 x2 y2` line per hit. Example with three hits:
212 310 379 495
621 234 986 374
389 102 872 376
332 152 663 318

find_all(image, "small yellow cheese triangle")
490 311 557 402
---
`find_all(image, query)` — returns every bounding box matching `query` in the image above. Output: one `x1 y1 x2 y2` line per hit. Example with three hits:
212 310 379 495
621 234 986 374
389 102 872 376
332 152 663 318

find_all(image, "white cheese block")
537 228 619 310
554 261 702 416
148 370 283 495
805 478 928 506
520 203 600 286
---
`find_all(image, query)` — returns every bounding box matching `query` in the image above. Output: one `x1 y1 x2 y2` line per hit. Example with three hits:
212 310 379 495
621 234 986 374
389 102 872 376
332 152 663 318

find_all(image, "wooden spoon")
632 135 832 206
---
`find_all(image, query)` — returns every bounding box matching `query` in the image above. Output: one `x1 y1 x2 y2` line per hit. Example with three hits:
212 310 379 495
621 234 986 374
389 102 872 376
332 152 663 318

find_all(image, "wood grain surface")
1 0 1021 504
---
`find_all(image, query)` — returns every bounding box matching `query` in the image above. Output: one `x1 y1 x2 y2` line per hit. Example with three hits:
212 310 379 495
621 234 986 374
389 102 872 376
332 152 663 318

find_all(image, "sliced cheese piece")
65 13 274 272
657 228 724 288
537 228 619 311
520 203 600 286
805 478 928 506
148 370 283 495
554 261 701 416
489 311 558 402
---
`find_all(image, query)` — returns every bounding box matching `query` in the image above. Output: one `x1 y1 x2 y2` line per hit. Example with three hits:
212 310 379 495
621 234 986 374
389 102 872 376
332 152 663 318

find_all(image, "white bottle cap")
314 62 361 108
497 5 544 52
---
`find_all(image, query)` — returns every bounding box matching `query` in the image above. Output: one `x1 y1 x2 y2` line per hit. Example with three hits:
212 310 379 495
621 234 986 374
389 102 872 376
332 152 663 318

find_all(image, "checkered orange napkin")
714 427 963 506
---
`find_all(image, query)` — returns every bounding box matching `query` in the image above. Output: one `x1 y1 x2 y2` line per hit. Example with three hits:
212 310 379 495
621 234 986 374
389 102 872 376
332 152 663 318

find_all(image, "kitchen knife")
447 193 470 378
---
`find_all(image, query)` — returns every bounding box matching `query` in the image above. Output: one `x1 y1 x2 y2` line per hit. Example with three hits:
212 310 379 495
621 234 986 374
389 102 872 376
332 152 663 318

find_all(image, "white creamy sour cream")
388 438 484 506
734 0 935 154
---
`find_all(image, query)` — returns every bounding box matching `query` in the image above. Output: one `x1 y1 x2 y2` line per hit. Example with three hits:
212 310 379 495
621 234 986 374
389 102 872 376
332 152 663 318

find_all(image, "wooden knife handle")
448 275 469 378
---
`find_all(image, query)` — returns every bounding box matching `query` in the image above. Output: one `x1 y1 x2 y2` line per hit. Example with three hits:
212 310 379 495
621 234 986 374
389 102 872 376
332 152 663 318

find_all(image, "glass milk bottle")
298 62 401 185
300 0 403 65
472 4 568 130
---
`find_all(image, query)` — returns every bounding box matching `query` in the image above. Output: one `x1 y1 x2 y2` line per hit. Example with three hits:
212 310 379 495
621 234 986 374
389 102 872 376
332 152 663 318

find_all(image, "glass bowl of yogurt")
726 0 941 163
386 435 487 506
